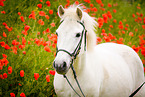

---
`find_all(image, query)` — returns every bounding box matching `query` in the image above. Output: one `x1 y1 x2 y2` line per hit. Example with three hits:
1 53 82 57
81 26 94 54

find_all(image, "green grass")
0 0 145 96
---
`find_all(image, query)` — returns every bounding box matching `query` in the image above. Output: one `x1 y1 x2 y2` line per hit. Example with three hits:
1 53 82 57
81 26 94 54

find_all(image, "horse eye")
76 33 81 37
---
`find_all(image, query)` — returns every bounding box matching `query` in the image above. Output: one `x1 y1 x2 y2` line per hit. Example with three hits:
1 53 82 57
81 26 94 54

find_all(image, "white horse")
53 5 145 97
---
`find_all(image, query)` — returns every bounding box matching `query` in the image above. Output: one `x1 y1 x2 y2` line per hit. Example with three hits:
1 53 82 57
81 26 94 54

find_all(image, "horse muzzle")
53 60 69 75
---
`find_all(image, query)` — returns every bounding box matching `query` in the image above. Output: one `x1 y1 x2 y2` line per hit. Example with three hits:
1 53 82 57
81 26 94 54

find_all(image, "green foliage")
0 0 145 97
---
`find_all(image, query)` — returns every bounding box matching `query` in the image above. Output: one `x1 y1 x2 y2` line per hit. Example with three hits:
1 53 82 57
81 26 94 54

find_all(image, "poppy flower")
3 32 7 37
39 11 45 16
24 25 30 31
49 10 53 15
46 1 51 7
132 14 135 18
3 73 7 78
1 11 5 14
29 11 36 19
96 0 102 4
12 40 19 46
45 15 49 19
51 23 55 27
20 93 26 97
4 44 10 50
46 75 50 82
23 51 26 54
113 9 117 13
34 73 39 80
18 12 21 15
38 19 44 25
22 37 26 45
20 70 24 77
37 4 42 8
102 29 105 33
49 70 55 75
0 1 4 6
10 93 15 97
46 28 50 33
44 46 51 52
129 32 134 37
0 41 5 47
108 3 112 7
20 16 25 22
75 1 79 5
2 54 7 58
8 66 12 74
97 37 102 43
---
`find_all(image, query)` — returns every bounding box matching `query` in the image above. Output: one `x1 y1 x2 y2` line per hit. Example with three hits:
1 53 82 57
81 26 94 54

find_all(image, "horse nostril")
62 61 67 69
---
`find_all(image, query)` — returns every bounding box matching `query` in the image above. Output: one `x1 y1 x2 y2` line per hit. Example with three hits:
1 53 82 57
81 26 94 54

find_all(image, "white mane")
60 5 98 51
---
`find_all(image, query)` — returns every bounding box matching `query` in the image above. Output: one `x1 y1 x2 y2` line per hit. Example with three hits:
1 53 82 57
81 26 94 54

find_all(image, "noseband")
56 20 87 97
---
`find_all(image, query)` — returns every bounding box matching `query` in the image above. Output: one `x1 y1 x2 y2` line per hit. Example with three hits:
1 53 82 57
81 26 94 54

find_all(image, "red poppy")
102 14 108 23
39 11 45 16
38 19 44 25
20 70 24 77
108 3 112 7
29 11 36 19
3 73 7 78
46 28 50 33
49 70 55 75
18 12 21 15
129 32 134 37
97 37 102 42
49 10 53 15
11 46 18 54
10 93 15 97
40 0 43 2
20 16 25 22
132 14 135 18
2 54 7 58
96 0 102 4
22 37 26 45
8 66 12 74
0 41 5 47
3 32 7 37
24 25 30 31
23 51 26 54
102 29 105 33
0 0 4 6
37 4 42 8
44 46 51 52
75 1 79 5
4 44 10 50
34 73 39 80
12 40 19 46
46 1 51 6
46 75 50 82
51 23 55 27
113 9 117 13
1 11 5 14
45 15 49 19
98 17 104 28
20 93 26 97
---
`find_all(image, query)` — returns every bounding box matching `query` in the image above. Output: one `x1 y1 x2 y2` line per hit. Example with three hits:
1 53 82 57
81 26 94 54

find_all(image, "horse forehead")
57 21 83 33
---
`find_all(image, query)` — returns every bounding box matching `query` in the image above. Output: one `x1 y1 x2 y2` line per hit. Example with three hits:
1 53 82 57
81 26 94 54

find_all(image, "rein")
56 20 86 97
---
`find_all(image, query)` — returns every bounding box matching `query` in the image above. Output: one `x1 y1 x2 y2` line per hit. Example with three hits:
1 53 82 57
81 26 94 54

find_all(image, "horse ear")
76 8 82 20
58 5 65 18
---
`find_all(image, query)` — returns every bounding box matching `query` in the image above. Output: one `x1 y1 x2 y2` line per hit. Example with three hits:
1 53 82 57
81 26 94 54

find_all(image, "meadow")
0 0 145 97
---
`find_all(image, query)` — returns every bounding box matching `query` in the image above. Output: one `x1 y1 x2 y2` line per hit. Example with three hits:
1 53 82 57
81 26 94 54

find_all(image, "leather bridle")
56 20 86 97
